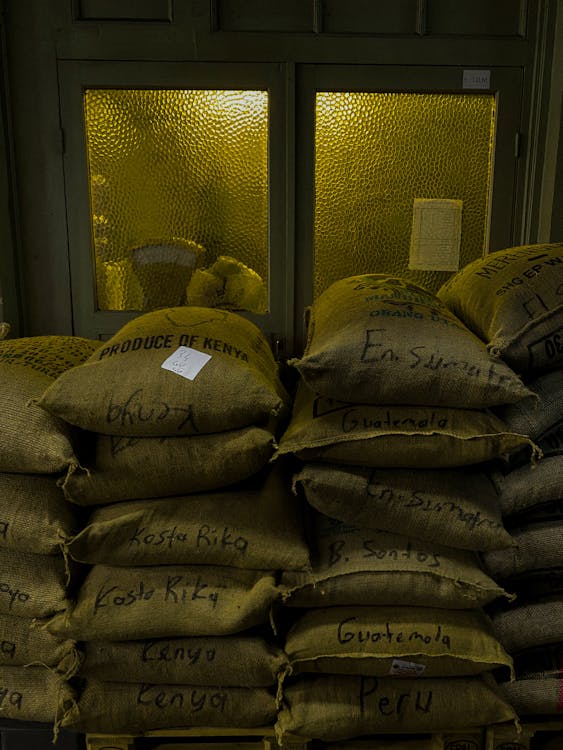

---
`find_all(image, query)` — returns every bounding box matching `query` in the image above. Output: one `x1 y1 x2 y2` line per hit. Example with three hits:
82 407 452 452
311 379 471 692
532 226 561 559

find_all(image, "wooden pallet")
84 727 310 750
84 721 563 750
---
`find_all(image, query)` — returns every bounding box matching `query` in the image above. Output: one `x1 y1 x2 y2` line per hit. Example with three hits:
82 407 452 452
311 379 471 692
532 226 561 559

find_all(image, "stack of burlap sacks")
33 306 310 734
0 335 100 729
436 242 563 724
274 269 545 744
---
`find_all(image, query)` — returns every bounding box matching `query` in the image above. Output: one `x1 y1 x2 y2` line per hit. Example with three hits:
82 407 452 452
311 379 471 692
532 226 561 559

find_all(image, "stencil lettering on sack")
541 330 563 361
482 252 563 295
0 583 30 610
99 334 175 358
359 676 433 716
98 332 249 361
325 539 441 569
137 684 227 712
106 389 199 432
366 475 502 533
0 640 15 659
469 247 562 281
0 687 22 710
337 617 451 649
141 640 216 665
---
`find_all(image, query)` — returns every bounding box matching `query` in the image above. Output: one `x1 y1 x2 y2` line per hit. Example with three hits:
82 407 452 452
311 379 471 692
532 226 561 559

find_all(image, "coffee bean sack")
437 243 563 373
490 457 563 516
0 473 77 554
280 515 510 610
38 307 289 436
294 463 512 552
0 547 69 620
498 677 563 717
45 563 279 641
67 465 310 570
62 678 276 734
490 597 563 653
275 674 517 741
292 274 530 408
513 642 563 680
0 336 99 473
495 368 563 440
284 605 513 678
0 664 75 725
0 611 77 674
483 519 563 579
62 426 276 505
537 420 563 458
81 635 287 686
277 384 536 468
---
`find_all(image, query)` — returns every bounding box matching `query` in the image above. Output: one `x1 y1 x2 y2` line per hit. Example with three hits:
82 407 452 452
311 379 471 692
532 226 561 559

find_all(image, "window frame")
293 63 524 350
58 59 292 344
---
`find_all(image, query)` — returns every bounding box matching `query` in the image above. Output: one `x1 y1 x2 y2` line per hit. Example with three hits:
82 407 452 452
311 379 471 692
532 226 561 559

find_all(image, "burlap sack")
277 385 536 468
62 425 276 505
61 678 276 733
0 336 98 473
294 463 512 552
437 243 563 373
513 642 563 679
81 635 287 686
0 612 77 675
38 307 288 437
291 274 530 408
498 677 563 717
537 420 563 458
0 473 77 554
67 465 310 570
275 674 517 741
280 515 510 610
496 568 563 602
495 369 563 440
0 664 75 725
0 547 68 619
284 605 513 678
483 520 563 579
490 598 563 652
490 457 563 516
44 563 278 641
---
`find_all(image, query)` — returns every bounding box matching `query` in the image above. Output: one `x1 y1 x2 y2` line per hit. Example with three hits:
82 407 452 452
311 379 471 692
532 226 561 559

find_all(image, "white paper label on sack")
161 346 212 381
389 658 426 677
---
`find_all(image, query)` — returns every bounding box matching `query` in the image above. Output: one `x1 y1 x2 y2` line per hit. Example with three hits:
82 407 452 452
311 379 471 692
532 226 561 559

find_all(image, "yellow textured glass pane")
314 92 496 296
84 89 269 313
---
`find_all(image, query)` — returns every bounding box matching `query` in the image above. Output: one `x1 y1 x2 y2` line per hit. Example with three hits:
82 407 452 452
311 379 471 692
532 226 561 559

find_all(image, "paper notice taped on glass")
409 198 463 271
